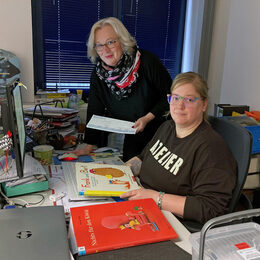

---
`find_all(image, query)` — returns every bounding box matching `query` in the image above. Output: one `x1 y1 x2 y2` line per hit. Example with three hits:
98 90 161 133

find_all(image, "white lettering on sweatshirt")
149 139 183 175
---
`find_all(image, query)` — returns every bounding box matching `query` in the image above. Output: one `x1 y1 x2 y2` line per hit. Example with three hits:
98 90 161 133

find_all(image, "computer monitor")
0 80 25 178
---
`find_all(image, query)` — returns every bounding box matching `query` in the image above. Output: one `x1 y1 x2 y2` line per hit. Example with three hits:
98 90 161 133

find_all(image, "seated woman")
121 72 237 224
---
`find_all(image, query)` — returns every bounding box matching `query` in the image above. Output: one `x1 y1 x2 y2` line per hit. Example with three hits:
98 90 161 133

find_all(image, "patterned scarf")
96 48 141 100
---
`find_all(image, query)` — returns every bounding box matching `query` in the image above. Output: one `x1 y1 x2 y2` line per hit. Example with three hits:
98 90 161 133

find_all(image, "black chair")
181 116 253 233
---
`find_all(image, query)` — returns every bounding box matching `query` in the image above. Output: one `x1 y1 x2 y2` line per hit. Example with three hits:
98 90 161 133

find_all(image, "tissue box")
190 222 260 260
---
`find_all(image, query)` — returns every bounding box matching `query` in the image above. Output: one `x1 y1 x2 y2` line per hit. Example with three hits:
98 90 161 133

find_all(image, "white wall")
208 0 260 114
0 0 34 104
1 0 259 112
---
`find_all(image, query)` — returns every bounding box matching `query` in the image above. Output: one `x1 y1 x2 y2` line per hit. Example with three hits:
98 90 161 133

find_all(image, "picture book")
75 162 139 197
70 198 178 256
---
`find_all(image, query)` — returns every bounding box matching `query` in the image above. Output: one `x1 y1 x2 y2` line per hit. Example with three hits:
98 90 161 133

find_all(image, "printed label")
237 247 260 260
236 242 250 250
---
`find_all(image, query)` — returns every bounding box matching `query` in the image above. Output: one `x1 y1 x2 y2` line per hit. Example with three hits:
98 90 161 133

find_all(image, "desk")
244 154 260 189
162 210 192 254
10 154 192 259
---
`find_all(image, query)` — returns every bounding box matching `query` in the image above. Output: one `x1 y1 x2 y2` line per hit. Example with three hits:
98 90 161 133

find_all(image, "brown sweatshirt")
138 120 237 224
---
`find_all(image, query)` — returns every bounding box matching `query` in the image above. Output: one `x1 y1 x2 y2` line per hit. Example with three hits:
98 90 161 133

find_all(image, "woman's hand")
133 112 155 133
121 188 186 217
125 156 142 176
120 188 159 203
71 144 93 156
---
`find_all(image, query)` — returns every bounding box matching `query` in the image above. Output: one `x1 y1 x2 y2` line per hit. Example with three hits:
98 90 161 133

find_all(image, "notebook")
0 206 71 260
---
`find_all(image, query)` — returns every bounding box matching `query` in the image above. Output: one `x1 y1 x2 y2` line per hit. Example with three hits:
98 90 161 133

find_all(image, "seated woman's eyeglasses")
94 39 119 52
167 94 199 106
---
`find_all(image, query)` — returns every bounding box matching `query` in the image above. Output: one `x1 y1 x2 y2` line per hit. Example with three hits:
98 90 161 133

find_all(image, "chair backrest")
208 116 253 212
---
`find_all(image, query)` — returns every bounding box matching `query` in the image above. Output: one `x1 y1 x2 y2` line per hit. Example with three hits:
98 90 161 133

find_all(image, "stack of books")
24 105 79 142
68 162 179 256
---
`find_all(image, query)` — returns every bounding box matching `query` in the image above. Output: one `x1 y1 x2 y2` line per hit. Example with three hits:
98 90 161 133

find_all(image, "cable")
10 198 29 207
8 193 46 208
5 150 8 173
26 193 45 206
0 161 4 172
0 156 14 177
0 184 13 206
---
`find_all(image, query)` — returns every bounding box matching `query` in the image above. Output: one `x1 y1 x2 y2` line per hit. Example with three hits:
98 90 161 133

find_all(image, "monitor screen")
1 81 26 178
12 84 26 162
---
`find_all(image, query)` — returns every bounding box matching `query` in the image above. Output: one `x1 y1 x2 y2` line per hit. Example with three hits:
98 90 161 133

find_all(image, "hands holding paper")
133 112 155 133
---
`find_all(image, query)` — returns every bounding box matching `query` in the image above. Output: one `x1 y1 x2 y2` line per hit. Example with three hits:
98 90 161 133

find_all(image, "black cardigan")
84 49 172 145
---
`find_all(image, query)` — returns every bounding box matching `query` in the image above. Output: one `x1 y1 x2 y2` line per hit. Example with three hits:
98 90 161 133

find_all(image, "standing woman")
73 17 172 161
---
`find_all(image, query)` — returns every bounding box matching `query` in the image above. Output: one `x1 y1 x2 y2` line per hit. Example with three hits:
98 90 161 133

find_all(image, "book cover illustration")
75 162 139 196
70 198 178 256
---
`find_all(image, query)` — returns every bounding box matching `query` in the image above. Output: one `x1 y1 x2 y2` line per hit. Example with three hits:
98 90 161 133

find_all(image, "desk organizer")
1 177 49 197
222 116 260 154
190 222 260 260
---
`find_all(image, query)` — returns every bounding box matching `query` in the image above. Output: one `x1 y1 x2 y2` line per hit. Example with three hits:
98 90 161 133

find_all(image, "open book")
75 162 139 197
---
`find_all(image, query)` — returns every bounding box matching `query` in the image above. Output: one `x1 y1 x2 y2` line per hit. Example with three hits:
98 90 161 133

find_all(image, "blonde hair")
87 17 137 64
171 72 209 120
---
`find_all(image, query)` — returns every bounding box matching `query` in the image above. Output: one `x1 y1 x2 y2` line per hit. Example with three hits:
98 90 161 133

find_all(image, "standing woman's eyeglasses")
94 39 119 52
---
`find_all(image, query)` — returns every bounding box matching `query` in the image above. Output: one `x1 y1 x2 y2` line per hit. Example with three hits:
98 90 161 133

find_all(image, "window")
31 0 186 94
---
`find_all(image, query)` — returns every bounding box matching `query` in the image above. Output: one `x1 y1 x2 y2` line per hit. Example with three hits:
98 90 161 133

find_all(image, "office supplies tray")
190 209 260 260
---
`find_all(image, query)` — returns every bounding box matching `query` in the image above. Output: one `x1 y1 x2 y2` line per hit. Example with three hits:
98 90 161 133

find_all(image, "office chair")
181 116 253 233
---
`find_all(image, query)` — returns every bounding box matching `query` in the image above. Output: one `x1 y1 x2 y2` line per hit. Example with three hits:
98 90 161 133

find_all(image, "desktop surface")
75 240 191 260
5 151 193 259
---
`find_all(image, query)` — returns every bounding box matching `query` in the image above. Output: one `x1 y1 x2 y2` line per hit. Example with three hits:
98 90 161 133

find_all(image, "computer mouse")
58 153 78 161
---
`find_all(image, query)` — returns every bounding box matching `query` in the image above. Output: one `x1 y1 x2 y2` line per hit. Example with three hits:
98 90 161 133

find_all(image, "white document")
0 154 47 184
87 115 137 134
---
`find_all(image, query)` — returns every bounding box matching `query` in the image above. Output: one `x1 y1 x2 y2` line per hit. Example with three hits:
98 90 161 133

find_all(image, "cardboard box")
214 104 250 117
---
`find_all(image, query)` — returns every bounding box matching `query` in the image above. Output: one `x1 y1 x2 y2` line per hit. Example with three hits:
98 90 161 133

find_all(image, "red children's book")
70 198 178 256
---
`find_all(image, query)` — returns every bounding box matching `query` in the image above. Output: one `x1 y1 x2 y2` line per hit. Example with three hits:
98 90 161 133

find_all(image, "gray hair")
87 17 137 64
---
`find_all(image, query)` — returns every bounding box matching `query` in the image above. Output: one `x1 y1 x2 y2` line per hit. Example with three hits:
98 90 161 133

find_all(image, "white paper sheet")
87 115 136 134
0 154 47 184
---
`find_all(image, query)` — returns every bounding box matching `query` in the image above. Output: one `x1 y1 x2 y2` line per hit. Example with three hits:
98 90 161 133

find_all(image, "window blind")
32 0 186 92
